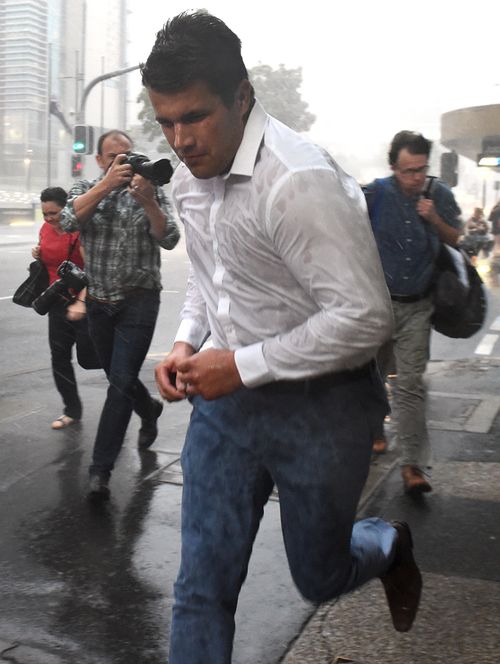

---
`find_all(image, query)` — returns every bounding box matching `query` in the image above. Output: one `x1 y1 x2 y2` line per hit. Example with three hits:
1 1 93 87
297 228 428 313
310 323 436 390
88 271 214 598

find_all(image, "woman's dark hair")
40 186 67 208
141 11 250 108
388 131 432 166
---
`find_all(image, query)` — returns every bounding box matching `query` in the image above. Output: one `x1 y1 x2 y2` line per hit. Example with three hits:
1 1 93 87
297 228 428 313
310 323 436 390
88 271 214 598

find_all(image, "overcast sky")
126 0 500 178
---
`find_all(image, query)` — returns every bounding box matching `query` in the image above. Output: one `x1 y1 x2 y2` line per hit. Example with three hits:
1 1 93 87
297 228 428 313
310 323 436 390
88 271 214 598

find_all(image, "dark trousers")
86 290 160 477
48 304 82 420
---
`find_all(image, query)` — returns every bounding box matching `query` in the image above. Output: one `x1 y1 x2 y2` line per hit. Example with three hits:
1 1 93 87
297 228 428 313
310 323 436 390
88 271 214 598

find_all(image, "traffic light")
71 154 83 178
440 151 458 188
72 124 94 154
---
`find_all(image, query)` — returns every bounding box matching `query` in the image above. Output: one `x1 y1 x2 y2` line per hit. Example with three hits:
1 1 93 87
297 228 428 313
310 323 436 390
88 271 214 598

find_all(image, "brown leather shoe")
380 521 422 632
401 465 432 495
372 438 387 454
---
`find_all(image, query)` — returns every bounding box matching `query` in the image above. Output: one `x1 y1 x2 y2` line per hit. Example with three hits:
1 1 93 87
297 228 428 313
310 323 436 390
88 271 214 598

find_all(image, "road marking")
490 316 500 331
475 334 498 356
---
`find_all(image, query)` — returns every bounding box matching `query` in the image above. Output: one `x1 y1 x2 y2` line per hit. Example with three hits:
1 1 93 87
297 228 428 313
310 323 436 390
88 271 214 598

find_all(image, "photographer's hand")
102 154 134 190
129 174 170 242
73 154 133 224
128 174 155 204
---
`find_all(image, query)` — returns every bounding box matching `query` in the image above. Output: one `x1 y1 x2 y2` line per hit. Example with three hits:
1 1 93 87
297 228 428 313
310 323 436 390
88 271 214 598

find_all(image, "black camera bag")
12 259 49 307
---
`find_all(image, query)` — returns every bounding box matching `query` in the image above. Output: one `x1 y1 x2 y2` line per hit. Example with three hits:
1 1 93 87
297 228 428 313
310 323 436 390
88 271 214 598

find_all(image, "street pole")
46 43 52 187
77 64 140 124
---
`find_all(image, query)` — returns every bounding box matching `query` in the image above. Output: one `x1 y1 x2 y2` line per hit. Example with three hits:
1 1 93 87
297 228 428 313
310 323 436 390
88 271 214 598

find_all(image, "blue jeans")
86 290 160 477
169 367 397 664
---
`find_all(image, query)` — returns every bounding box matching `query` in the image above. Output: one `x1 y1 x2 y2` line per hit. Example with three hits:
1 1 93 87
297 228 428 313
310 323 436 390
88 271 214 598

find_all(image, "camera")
123 152 173 186
32 260 88 315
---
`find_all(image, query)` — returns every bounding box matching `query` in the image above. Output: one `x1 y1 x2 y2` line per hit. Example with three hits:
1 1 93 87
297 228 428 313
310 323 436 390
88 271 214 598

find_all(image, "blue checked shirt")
60 177 180 301
363 176 462 296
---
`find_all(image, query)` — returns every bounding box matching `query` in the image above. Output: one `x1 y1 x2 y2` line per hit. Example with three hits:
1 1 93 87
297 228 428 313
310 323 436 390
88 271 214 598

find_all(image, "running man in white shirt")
141 11 423 663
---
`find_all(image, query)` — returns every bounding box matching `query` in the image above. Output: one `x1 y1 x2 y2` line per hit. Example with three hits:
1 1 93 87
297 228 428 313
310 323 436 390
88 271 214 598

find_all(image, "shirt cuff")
234 342 273 388
174 318 209 351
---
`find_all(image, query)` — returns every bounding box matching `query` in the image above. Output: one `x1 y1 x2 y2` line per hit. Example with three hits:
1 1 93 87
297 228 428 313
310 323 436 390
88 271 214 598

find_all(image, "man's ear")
237 79 252 115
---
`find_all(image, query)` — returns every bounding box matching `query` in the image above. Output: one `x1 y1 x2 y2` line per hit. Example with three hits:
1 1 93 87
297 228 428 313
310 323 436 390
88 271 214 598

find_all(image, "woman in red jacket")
32 187 86 429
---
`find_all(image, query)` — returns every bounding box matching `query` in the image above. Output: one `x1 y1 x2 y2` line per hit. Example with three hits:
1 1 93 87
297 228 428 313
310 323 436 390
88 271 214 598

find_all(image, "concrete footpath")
282 357 500 664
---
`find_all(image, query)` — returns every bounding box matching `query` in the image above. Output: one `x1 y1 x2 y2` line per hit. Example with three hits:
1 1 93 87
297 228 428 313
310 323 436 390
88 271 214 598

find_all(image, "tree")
249 64 315 132
135 64 315 153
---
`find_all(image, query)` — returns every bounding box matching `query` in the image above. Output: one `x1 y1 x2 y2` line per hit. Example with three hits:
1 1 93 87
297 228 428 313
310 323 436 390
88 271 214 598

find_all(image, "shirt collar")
228 99 268 178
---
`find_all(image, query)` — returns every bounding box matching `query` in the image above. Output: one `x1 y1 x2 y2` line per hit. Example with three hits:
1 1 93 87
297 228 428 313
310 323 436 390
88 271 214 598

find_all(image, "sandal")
51 415 79 430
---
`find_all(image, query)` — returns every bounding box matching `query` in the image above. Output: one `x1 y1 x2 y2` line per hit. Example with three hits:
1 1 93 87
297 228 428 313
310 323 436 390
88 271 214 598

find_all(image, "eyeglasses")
396 164 429 177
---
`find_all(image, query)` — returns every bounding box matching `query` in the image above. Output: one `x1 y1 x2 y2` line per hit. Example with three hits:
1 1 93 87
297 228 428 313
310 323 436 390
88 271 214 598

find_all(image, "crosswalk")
475 316 500 356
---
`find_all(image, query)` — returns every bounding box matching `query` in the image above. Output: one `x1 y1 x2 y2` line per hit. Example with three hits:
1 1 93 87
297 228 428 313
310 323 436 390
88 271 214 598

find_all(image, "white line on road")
490 316 500 331
475 334 498 356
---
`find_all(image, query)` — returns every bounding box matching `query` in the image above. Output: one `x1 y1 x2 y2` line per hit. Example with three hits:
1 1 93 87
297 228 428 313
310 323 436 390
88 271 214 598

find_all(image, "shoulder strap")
369 178 387 233
67 234 79 260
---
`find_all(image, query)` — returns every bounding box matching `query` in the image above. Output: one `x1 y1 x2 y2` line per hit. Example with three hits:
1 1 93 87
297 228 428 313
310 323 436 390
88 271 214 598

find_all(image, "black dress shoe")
87 474 110 501
380 521 422 632
138 398 163 449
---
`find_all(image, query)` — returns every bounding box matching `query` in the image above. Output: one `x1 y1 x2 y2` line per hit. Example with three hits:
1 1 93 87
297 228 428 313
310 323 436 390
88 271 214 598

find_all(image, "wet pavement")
1 224 500 662
1 355 499 663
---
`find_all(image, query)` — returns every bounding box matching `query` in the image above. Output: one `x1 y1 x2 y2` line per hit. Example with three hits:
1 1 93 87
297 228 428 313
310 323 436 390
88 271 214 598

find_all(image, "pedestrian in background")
60 130 180 499
143 12 422 663
33 187 86 429
363 131 462 494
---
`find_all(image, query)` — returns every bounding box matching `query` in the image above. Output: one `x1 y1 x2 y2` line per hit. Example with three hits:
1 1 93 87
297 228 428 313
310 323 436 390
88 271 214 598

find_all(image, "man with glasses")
364 131 461 494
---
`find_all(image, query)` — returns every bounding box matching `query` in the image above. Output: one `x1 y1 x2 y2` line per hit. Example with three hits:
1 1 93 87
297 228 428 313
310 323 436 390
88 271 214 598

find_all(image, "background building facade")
0 0 128 197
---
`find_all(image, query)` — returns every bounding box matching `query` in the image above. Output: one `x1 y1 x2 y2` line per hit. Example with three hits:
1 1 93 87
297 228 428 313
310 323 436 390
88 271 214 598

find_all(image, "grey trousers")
378 296 434 469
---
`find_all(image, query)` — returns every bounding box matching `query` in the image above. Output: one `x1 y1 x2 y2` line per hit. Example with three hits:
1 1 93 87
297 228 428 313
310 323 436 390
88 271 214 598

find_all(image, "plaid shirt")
60 177 180 301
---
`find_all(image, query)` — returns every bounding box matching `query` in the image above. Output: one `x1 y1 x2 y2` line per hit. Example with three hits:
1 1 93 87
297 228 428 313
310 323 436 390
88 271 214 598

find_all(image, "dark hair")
40 186 67 208
96 129 132 156
388 131 432 166
140 11 250 107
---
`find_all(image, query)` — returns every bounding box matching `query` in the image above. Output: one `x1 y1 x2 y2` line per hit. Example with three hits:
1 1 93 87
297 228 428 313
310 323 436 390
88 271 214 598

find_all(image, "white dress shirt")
172 100 392 387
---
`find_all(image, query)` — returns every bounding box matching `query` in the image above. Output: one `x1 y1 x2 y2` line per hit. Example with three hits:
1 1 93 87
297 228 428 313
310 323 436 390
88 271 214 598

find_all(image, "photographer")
60 130 180 499
33 187 86 429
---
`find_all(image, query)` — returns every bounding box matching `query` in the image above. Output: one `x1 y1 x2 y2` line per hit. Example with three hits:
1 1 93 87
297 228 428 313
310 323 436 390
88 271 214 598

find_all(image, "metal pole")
46 43 52 187
78 64 139 124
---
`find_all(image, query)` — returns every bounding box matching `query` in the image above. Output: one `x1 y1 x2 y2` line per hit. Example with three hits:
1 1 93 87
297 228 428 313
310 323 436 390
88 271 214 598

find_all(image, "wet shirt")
60 180 179 301
39 223 83 285
172 100 393 387
364 176 462 296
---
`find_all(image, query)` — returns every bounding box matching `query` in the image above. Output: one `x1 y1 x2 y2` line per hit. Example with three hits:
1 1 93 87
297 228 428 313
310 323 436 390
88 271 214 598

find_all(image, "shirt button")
403 276 409 280
406 257 411 261
405 220 411 224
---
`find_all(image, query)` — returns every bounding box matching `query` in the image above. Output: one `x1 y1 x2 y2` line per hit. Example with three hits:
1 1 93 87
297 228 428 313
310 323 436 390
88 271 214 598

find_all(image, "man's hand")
31 244 40 259
417 197 460 246
177 348 243 401
101 154 133 191
416 197 439 225
128 174 156 205
155 342 195 402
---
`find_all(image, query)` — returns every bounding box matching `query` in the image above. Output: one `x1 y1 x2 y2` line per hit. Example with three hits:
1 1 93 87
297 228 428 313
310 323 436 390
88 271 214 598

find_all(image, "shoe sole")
404 481 432 496
381 521 422 632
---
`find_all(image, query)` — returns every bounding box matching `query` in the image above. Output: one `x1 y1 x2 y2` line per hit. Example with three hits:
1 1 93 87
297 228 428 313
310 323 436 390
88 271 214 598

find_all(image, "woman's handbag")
12 259 49 307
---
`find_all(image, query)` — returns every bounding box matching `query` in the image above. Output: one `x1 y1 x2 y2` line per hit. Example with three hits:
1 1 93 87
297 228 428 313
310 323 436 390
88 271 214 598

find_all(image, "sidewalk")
0 354 499 662
281 357 500 664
